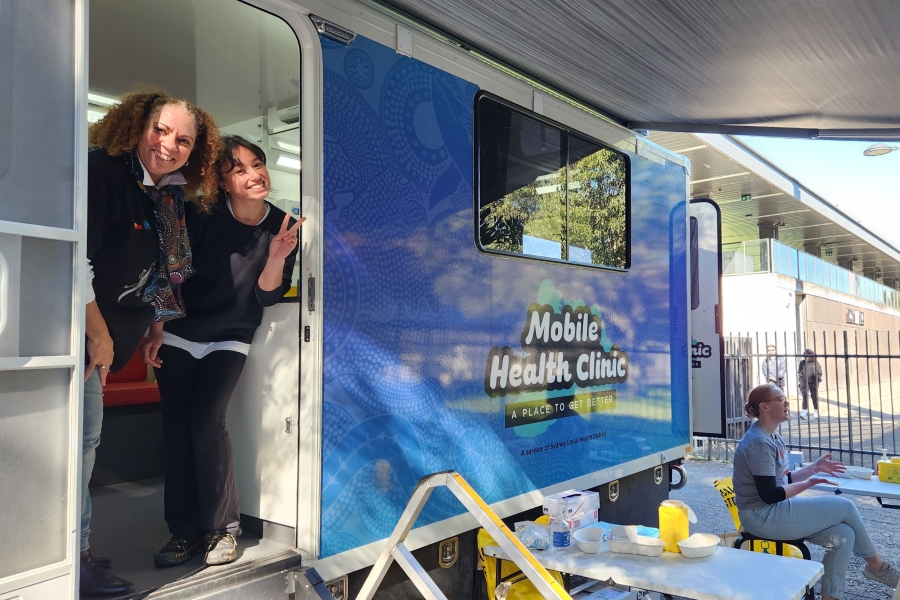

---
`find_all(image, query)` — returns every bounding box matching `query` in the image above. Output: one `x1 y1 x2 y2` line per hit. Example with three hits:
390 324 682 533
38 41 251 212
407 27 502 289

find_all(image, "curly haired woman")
81 92 221 596
733 384 899 599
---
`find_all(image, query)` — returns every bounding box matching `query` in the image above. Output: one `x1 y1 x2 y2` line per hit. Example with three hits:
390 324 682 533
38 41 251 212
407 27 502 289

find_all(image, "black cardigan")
87 149 159 372
163 201 298 344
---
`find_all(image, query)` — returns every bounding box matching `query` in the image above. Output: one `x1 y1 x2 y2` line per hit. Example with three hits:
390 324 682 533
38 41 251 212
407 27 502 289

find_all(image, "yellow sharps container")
659 499 697 553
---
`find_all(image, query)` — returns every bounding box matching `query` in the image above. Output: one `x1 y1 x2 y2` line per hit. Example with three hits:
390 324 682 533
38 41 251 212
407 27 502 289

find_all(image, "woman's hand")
85 331 114 385
813 453 847 477
268 214 304 262
141 322 165 368
85 300 114 384
807 476 838 488
259 214 305 292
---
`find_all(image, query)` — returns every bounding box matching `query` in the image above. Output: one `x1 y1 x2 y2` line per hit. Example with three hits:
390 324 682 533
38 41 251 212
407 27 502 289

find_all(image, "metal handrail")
356 470 571 600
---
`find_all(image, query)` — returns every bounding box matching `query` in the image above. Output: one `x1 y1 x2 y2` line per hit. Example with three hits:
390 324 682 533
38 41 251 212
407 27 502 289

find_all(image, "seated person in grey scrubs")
733 384 898 600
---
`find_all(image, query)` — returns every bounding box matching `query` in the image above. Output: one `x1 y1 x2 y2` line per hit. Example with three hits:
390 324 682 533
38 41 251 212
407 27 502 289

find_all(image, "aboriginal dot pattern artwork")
320 34 690 557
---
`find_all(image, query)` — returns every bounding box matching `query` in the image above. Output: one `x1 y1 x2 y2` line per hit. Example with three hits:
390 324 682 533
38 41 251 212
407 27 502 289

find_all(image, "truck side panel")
320 33 689 558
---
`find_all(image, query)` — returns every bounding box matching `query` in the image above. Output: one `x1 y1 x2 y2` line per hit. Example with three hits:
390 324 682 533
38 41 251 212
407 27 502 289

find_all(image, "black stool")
734 530 811 559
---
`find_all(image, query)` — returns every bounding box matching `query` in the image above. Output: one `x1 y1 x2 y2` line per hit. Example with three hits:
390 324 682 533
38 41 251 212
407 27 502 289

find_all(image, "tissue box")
543 489 601 518
549 509 599 535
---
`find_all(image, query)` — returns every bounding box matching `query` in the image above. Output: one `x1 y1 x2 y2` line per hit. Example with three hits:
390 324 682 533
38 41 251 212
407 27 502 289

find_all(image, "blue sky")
737 137 900 248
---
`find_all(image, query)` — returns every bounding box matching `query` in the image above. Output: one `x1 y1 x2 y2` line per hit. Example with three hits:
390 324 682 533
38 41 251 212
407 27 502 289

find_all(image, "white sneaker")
204 533 237 566
812 410 818 419
863 560 900 589
800 409 808 420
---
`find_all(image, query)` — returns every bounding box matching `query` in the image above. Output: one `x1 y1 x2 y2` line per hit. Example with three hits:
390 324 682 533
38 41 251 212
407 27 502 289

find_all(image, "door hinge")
308 15 356 46
714 303 720 333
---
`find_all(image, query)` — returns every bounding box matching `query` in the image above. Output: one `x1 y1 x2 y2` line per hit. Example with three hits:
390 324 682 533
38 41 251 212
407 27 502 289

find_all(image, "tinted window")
477 96 629 269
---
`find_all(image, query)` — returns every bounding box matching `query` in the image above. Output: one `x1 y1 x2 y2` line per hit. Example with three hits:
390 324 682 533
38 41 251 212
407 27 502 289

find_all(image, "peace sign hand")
268 214 305 262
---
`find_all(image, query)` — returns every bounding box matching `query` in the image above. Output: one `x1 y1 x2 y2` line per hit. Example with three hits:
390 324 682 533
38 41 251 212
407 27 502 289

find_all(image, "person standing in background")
761 344 786 389
798 349 822 420
83 91 221 596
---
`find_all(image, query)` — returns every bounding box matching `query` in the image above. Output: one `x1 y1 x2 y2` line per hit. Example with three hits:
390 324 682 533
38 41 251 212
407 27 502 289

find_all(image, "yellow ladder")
356 470 571 600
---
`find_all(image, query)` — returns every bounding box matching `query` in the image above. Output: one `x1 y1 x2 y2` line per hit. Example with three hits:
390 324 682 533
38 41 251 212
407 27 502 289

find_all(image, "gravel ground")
669 458 900 600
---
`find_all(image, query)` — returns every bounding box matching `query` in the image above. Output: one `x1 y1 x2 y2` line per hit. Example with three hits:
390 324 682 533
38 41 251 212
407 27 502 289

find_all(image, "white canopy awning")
373 0 900 139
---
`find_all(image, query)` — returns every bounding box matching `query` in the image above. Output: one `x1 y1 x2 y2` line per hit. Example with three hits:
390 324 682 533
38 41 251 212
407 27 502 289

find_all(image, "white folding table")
810 474 900 509
483 541 822 600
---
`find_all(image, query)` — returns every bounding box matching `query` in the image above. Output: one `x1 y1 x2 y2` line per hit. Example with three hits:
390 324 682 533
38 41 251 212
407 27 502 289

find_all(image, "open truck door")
690 199 726 437
0 0 86 597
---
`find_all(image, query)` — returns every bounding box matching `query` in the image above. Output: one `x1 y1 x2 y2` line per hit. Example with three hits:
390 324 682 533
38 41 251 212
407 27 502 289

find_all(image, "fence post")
843 330 854 463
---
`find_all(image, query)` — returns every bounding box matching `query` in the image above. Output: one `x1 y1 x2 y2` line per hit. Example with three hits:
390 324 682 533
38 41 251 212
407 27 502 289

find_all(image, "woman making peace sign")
143 135 303 567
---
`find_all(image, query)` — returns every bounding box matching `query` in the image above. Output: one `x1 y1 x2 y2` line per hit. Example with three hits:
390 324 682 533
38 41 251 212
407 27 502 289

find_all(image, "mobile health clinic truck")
0 0 724 597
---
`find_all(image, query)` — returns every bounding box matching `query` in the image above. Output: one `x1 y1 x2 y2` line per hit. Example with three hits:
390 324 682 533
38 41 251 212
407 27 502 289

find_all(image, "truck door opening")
87 0 302 594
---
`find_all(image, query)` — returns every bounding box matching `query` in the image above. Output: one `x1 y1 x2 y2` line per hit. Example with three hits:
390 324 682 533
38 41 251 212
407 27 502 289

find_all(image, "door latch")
307 276 316 312
285 417 292 434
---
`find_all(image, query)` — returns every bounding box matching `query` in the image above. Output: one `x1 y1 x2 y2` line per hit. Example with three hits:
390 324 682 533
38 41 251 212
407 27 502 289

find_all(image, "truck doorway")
87 0 304 595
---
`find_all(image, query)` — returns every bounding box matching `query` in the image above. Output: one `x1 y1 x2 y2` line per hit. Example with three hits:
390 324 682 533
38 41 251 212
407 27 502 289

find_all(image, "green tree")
481 148 626 268
568 148 627 268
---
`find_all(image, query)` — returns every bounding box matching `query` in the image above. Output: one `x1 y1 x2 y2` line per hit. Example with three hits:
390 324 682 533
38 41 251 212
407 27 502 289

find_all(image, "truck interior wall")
91 405 163 486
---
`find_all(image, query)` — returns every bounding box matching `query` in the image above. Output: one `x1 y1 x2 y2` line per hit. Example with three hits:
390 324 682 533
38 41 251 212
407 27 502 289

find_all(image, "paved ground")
670 458 900 600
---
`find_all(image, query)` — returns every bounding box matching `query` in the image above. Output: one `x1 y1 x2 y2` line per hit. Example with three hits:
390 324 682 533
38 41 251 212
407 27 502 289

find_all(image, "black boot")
80 550 134 597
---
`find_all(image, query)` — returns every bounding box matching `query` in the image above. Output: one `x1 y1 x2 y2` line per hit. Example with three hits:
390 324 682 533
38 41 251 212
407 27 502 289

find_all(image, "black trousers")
155 345 246 539
800 381 819 410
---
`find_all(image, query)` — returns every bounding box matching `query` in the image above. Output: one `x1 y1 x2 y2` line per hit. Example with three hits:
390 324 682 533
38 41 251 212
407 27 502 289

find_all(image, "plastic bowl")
573 527 605 554
677 533 720 558
844 466 874 480
606 536 665 557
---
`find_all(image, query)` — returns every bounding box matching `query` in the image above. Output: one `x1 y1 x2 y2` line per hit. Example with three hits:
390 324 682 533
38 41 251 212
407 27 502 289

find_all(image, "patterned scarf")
125 153 195 321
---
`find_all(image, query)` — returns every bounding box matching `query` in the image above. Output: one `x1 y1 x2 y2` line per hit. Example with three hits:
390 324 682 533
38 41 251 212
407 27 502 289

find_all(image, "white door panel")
690 199 726 437
0 573 72 600
0 0 85 596
228 303 299 529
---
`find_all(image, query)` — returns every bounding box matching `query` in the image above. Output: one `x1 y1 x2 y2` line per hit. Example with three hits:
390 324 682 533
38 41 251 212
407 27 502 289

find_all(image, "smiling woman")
88 92 222 200
79 91 222 596
140 134 302 567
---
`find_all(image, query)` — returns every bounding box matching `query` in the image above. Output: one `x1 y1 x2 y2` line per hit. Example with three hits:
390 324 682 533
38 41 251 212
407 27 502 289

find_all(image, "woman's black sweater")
163 201 298 344
87 149 159 372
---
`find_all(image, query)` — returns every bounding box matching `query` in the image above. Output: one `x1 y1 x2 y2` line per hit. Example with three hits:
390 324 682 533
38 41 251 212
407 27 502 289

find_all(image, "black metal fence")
697 330 900 467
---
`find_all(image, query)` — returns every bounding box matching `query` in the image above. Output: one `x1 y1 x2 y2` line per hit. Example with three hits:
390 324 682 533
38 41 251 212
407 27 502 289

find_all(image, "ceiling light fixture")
692 172 750 184
863 143 899 157
276 141 300 154
276 154 301 170
88 92 119 107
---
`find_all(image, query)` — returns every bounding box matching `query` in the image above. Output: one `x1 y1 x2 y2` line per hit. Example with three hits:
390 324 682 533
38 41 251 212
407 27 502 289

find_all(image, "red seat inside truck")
102 347 160 407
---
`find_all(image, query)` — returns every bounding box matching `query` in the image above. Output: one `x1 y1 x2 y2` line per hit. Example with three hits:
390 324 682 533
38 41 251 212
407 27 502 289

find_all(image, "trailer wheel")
669 463 687 491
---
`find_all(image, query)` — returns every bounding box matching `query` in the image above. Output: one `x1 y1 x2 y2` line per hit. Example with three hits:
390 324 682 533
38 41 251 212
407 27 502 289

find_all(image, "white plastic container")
843 466 874 480
573 527 605 554
677 533 720 558
606 526 665 557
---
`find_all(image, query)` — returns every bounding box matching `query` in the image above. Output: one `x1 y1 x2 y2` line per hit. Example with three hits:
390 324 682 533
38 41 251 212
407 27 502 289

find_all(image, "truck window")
476 94 630 269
